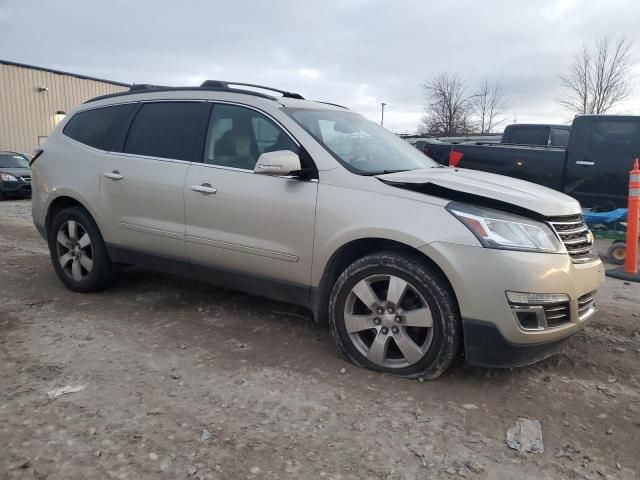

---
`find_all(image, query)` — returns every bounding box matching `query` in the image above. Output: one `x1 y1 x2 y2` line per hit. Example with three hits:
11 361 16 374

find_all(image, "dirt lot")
1 199 639 480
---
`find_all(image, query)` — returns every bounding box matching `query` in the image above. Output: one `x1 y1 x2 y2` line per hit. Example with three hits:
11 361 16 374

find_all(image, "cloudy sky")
1 0 639 133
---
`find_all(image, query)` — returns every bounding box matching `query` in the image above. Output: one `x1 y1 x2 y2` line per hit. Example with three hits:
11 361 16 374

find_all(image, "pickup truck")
423 115 640 208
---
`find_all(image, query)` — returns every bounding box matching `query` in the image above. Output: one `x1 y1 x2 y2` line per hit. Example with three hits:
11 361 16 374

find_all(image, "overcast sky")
1 0 639 133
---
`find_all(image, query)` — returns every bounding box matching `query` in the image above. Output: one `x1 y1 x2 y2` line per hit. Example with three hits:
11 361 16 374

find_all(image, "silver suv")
31 81 604 378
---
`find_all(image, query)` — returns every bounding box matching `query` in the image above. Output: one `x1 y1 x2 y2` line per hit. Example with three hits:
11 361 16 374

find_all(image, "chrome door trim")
117 221 185 240
185 234 299 262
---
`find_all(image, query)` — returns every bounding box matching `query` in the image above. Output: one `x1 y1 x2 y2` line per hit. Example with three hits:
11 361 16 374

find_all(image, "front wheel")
47 207 114 292
328 251 461 379
607 242 626 265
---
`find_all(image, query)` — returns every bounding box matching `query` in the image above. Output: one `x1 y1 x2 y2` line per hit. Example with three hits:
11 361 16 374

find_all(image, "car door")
100 101 211 262
184 103 317 297
566 117 640 208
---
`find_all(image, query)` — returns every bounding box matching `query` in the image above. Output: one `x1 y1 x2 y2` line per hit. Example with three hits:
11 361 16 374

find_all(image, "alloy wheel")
55 220 94 282
344 274 434 368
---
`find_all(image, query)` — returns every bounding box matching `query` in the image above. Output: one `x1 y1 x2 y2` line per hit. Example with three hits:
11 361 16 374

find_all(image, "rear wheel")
47 207 114 292
329 251 461 379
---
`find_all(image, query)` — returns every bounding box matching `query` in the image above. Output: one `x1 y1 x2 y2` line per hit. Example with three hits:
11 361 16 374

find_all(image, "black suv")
0 151 31 200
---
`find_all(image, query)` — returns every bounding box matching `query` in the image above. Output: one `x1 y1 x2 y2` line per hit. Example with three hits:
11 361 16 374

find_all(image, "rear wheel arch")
46 196 96 234
313 238 459 325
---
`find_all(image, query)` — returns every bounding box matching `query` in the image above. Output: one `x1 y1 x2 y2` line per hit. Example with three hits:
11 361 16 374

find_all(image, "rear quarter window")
63 103 137 151
549 127 570 147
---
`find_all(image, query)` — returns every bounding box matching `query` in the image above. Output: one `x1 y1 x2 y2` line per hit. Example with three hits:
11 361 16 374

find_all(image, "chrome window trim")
107 151 191 165
186 160 319 182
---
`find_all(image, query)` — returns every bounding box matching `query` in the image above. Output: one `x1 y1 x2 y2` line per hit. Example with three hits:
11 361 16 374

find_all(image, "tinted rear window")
63 104 137 150
124 102 211 162
504 126 548 145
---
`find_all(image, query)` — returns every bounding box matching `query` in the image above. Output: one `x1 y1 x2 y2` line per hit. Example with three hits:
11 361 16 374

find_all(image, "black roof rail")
85 85 277 104
84 79 305 104
129 83 167 91
201 80 305 99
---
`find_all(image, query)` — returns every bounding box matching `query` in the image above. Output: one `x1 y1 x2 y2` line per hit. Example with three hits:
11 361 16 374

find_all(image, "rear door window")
505 127 548 145
124 102 211 162
587 120 640 156
63 103 137 151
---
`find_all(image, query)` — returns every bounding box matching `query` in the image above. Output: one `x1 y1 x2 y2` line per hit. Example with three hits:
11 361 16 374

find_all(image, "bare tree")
420 72 474 135
559 36 635 115
472 80 510 134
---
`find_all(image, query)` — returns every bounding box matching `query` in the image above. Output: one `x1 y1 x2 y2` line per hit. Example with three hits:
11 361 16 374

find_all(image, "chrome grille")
20 175 31 183
577 291 597 321
543 302 570 327
549 215 598 263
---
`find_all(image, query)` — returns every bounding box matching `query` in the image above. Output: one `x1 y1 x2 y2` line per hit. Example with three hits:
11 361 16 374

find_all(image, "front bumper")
420 242 605 367
461 319 574 367
1 180 31 197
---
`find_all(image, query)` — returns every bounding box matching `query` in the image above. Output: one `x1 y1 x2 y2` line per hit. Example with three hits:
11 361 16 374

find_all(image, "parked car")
0 151 31 200
501 124 570 147
31 80 604 378
425 116 640 208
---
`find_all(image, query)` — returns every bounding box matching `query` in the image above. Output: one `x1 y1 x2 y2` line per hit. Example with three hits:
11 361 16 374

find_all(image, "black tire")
607 242 626 265
328 251 461 379
47 206 114 292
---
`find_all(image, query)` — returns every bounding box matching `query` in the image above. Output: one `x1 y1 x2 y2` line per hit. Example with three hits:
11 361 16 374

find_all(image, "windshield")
285 108 438 174
0 153 29 169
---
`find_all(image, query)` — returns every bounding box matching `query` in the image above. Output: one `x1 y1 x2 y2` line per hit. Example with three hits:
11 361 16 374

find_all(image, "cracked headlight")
447 202 564 253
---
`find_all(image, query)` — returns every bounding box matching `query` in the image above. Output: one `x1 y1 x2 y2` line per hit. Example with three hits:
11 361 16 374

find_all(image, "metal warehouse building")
0 60 129 153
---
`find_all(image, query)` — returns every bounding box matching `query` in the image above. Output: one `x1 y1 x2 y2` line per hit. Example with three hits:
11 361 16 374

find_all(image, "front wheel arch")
313 238 460 324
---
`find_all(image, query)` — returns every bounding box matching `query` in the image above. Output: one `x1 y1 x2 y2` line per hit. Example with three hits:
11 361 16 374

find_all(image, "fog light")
506 292 570 305
515 310 541 330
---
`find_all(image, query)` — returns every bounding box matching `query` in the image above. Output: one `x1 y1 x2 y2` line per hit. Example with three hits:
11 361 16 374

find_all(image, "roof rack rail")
84 80 305 104
129 84 166 92
200 80 305 99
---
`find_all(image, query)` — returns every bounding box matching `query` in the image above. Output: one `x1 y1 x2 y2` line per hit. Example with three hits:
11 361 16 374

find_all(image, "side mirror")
254 150 302 176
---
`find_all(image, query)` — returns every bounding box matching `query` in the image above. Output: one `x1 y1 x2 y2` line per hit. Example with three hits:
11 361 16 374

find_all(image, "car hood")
376 167 581 217
0 167 30 177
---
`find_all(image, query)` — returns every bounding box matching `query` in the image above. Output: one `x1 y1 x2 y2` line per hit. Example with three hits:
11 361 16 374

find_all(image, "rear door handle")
103 170 124 180
191 183 217 194
576 160 595 166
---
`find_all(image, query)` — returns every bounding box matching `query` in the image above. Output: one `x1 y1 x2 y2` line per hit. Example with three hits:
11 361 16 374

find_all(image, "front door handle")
103 170 124 180
576 160 595 166
191 183 217 194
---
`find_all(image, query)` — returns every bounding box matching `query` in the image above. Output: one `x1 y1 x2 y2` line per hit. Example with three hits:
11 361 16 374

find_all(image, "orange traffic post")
607 158 640 282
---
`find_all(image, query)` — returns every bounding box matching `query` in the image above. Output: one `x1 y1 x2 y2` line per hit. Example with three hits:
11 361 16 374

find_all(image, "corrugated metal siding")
0 64 128 153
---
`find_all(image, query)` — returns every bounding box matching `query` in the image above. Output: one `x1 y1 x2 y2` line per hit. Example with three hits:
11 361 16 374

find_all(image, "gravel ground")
1 199 639 480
